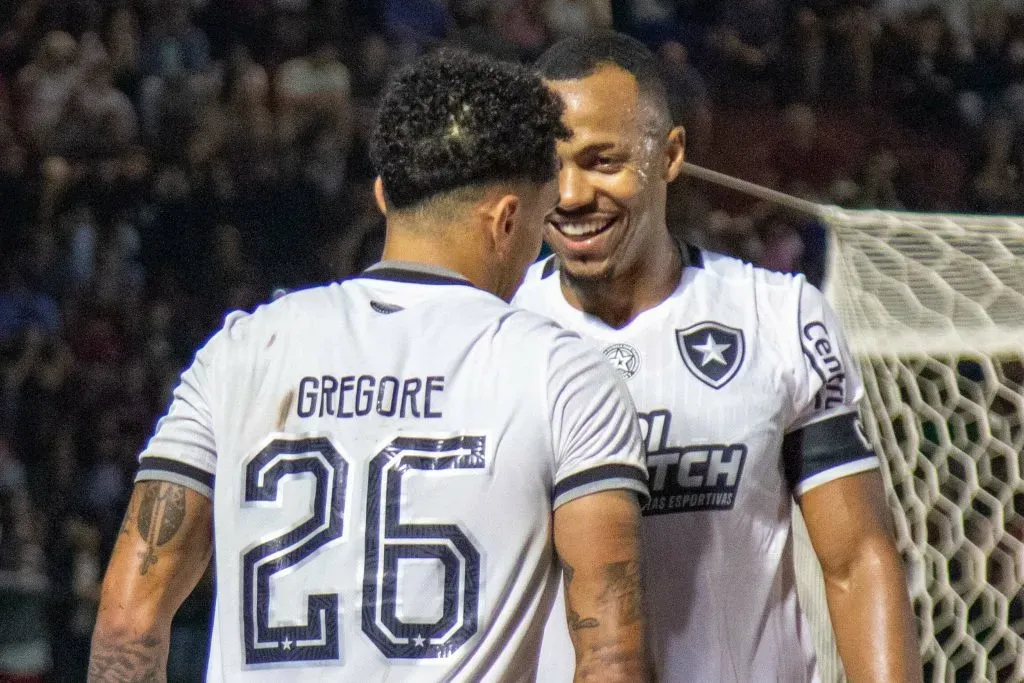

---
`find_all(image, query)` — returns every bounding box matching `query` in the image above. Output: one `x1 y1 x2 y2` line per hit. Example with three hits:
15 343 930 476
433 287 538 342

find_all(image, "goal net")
793 207 1024 683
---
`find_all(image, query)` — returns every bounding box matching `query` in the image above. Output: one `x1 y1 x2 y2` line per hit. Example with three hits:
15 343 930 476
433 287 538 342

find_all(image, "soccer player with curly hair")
87 50 652 683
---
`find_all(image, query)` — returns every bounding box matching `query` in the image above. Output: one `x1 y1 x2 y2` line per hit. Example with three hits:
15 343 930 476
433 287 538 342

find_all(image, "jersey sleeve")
134 313 243 499
784 279 879 496
546 331 649 509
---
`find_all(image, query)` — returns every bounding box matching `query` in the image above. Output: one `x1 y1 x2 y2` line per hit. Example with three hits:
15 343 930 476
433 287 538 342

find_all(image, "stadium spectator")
767 102 857 203
104 6 142 101
773 5 826 105
501 0 551 58
707 0 786 103
656 40 712 162
877 5 963 131
544 0 612 39
384 0 452 56
16 30 79 151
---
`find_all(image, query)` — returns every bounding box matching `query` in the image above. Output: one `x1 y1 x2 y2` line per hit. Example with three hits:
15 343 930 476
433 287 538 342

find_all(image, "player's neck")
380 228 502 296
562 232 683 329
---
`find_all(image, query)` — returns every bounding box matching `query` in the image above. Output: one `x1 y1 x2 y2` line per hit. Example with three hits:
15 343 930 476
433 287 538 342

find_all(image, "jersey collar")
683 241 704 269
542 240 704 335
357 260 476 287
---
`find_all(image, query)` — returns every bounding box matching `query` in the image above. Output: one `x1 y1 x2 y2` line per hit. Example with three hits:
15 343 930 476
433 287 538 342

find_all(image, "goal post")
799 207 1024 683
681 164 1024 682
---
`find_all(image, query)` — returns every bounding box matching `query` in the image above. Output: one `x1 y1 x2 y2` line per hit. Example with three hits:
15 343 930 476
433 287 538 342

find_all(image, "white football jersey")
514 246 879 683
136 262 648 682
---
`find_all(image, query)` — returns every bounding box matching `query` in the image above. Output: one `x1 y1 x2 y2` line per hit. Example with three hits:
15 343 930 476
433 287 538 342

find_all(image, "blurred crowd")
2 0 1024 680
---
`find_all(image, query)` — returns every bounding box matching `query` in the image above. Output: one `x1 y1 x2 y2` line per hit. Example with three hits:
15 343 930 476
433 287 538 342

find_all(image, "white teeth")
557 220 610 237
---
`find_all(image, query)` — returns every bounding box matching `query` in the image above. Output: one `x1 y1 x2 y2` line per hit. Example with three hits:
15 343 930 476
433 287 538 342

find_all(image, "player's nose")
557 164 595 211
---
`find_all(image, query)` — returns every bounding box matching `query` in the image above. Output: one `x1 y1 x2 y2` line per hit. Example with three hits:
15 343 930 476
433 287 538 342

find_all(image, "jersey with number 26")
135 263 648 682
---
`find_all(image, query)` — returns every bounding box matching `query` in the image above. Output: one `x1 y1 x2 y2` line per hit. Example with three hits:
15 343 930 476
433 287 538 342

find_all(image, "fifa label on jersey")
802 321 845 410
639 409 747 515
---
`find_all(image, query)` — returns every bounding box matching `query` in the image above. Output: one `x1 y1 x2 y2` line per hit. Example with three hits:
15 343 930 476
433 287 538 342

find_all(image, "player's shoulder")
205 283 343 354
699 248 808 294
695 247 820 317
694 247 836 361
501 299 584 351
501 276 605 369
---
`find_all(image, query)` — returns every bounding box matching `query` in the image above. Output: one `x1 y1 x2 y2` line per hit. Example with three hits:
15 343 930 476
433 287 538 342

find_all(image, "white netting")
794 208 1024 683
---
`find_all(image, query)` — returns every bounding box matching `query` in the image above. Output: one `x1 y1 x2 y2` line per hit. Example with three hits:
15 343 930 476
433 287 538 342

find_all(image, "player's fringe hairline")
384 179 538 230
536 32 674 137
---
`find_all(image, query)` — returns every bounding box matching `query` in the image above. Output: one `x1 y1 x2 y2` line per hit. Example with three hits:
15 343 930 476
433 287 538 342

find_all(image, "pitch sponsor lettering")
638 409 747 515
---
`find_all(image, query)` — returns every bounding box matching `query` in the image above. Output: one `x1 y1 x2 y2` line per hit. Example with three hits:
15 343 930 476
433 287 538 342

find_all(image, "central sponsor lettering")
638 409 747 515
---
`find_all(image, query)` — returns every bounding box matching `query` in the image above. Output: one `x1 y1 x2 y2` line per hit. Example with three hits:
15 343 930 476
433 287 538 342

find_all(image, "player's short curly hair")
371 49 570 211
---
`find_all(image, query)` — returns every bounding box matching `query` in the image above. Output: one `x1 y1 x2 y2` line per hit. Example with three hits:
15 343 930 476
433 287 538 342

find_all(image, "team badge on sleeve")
602 343 642 379
676 322 745 389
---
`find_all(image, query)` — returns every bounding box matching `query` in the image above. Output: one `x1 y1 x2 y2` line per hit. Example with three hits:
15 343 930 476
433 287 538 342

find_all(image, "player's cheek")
604 172 642 207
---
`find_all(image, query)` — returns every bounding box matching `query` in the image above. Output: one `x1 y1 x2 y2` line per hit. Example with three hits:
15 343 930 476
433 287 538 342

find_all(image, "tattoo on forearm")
568 608 600 631
597 560 642 626
87 633 164 682
564 562 600 630
118 495 138 538
576 637 645 680
135 483 187 575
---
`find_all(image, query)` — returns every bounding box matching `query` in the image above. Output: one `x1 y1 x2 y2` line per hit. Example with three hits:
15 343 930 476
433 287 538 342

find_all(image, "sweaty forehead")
546 66 647 150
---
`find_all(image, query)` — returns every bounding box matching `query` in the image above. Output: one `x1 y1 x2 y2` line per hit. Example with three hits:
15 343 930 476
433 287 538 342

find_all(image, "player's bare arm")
554 489 650 683
800 470 922 683
88 480 213 683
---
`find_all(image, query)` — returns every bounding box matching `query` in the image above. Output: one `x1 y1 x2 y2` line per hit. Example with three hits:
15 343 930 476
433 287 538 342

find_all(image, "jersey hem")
553 479 649 510
794 456 880 496
553 463 649 509
135 470 214 499
136 455 215 498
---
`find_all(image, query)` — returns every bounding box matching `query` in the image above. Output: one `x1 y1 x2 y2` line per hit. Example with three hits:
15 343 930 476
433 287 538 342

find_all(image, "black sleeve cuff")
783 411 879 494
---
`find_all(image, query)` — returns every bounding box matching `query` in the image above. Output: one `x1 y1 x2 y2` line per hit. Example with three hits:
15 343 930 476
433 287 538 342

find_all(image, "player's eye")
594 156 624 172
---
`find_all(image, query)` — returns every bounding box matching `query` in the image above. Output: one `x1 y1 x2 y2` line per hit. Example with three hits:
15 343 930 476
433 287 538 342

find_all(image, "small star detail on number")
282 638 293 650
692 334 730 367
413 635 427 647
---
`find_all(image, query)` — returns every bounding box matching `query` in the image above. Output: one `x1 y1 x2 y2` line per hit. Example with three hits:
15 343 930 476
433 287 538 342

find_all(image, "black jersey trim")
782 411 875 492
554 463 650 503
795 457 879 496
137 456 215 490
541 256 558 279
683 241 704 268
354 267 477 288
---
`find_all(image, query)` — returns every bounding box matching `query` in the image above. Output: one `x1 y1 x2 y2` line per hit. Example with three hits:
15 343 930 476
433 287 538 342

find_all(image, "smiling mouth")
550 217 616 240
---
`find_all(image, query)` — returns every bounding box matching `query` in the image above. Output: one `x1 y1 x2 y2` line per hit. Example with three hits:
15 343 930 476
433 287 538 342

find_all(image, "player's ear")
373 176 388 216
488 193 521 257
664 125 685 183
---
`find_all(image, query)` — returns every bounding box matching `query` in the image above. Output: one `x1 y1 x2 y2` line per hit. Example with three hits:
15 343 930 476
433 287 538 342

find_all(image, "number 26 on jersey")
241 433 486 666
